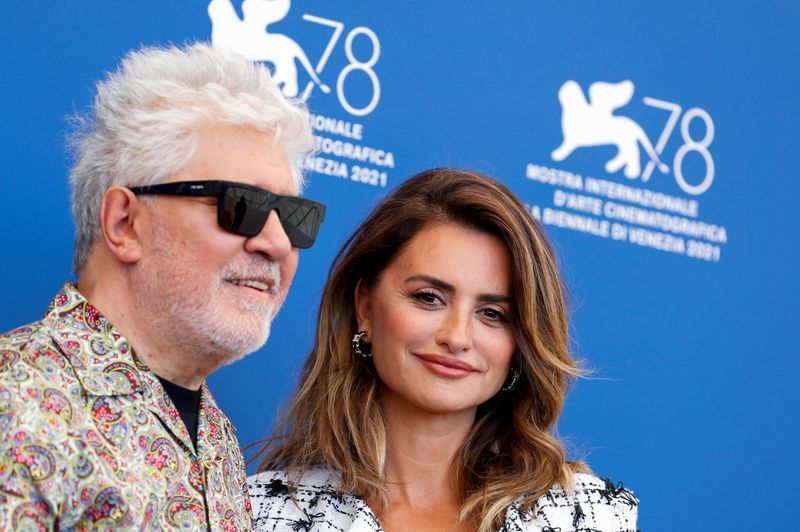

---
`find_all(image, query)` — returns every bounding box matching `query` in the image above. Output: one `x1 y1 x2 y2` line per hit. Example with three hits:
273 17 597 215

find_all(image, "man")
0 43 322 530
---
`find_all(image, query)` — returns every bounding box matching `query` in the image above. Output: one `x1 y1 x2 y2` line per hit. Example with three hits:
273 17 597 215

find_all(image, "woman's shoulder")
248 468 339 496
505 472 638 532
247 470 637 531
248 469 380 531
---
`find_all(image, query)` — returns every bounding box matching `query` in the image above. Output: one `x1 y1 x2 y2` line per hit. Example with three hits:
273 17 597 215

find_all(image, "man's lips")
226 278 278 295
414 353 477 378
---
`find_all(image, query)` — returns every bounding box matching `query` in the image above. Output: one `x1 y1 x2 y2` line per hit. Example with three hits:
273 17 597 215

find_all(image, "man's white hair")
69 42 314 275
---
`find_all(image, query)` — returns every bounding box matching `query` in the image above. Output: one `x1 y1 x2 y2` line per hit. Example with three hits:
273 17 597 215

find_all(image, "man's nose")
243 210 293 259
435 307 473 353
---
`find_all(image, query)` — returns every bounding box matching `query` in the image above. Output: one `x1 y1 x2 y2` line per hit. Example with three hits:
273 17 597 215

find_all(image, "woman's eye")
412 291 441 306
481 307 508 323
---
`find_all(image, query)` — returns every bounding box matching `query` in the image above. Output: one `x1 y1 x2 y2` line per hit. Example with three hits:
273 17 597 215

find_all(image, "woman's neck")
379 392 476 510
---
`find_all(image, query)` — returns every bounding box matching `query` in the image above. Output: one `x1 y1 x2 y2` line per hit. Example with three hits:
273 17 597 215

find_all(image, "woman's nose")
435 308 473 353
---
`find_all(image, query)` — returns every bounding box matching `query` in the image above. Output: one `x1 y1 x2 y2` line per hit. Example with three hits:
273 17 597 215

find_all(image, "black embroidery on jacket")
572 500 585 528
599 477 638 508
264 478 289 497
249 471 638 531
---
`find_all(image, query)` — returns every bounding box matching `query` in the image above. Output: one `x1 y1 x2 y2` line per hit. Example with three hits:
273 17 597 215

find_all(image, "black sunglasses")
129 180 326 249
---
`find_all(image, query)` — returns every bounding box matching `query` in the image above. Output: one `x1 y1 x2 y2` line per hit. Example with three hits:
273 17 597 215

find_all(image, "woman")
249 169 638 531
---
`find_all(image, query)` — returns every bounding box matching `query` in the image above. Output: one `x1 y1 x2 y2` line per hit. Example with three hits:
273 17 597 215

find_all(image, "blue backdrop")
2 2 798 530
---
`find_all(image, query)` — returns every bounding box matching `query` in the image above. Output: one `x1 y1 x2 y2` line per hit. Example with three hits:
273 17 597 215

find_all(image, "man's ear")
354 278 371 333
99 186 147 265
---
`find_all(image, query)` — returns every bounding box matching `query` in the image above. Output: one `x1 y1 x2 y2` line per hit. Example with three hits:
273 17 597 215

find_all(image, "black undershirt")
157 376 202 451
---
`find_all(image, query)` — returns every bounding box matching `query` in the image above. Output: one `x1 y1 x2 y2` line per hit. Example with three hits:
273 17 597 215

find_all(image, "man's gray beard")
130 232 282 365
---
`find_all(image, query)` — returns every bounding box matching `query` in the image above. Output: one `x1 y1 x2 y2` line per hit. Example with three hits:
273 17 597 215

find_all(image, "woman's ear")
99 186 146 265
354 278 371 333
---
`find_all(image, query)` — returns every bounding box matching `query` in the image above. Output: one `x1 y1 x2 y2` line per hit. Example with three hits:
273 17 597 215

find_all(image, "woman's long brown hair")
256 168 584 530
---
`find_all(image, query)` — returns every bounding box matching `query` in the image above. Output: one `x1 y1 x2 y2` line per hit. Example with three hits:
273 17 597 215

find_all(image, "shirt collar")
42 283 146 396
41 283 232 455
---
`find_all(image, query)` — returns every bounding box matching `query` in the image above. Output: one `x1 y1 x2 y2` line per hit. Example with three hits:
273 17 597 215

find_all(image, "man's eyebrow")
404 275 510 304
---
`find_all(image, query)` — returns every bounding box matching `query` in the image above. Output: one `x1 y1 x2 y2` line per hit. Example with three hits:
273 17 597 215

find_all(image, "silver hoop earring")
502 369 519 392
352 331 372 358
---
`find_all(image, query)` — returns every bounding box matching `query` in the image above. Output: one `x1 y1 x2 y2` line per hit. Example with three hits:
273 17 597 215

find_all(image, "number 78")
642 97 715 196
301 14 382 117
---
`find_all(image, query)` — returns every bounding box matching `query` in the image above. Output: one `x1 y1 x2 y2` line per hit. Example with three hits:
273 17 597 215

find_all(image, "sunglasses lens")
221 186 325 248
221 186 270 236
275 197 325 249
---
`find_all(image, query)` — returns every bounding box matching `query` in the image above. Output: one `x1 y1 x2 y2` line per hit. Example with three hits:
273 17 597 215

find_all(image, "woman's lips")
415 354 476 378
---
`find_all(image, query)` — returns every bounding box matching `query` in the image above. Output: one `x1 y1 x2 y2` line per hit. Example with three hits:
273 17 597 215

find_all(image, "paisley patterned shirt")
0 284 253 531
249 469 638 532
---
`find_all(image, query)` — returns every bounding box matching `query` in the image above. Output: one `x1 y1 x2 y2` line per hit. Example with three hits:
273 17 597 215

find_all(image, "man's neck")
77 271 217 390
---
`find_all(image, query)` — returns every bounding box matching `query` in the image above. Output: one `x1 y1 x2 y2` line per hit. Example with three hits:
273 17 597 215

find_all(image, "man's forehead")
180 125 297 195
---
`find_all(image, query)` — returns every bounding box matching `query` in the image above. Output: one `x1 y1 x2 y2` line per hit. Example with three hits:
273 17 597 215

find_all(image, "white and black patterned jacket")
248 469 638 531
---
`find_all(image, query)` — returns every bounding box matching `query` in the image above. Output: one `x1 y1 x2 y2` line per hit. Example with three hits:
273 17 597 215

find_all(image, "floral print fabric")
0 284 252 530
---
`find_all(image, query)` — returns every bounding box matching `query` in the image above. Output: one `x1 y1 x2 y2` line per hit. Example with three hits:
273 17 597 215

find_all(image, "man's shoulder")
0 319 70 378
1 319 47 348
0 318 85 445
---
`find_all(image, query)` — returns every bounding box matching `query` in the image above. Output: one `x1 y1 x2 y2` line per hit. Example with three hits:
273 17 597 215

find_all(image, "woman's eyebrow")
405 275 453 291
479 293 510 304
404 275 509 303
